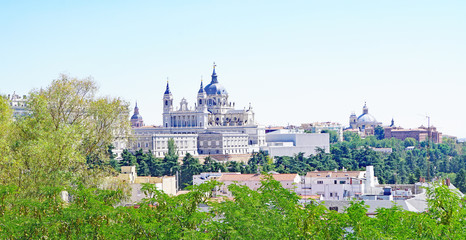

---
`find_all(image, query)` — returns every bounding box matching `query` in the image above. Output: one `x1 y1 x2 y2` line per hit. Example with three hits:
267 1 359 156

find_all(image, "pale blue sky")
1 1 465 138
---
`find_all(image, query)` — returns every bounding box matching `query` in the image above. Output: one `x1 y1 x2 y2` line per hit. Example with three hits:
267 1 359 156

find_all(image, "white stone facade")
7 92 29 118
127 65 266 157
152 134 198 158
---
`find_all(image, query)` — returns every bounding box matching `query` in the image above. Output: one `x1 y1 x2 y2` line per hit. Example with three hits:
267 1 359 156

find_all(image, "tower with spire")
203 63 231 115
196 78 207 112
163 81 173 112
130 102 144 127
162 81 174 128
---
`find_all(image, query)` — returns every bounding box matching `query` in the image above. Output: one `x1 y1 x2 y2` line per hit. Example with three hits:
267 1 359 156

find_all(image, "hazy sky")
1 1 465 138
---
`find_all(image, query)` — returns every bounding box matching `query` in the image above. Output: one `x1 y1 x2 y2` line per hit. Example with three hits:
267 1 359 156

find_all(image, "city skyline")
1 1 465 138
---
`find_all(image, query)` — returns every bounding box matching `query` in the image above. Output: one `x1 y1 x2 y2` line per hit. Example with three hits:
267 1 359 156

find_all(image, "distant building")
321 181 462 214
126 64 266 158
347 103 382 136
301 122 343 141
384 126 443 144
304 166 379 200
130 102 144 127
6 92 29 118
261 131 330 157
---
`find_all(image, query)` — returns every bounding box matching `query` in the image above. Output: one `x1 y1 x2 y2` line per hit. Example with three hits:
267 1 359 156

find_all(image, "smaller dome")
357 113 377 123
131 114 143 120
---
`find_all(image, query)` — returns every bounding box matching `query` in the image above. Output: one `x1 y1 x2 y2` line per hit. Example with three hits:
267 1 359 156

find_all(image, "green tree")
344 131 360 142
1 75 131 193
321 129 339 143
404 137 417 148
163 138 179 176
454 169 466 193
374 126 385 140
179 153 203 188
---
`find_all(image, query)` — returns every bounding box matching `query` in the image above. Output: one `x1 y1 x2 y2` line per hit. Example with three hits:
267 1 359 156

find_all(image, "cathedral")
126 64 266 158
162 64 255 130
347 103 382 136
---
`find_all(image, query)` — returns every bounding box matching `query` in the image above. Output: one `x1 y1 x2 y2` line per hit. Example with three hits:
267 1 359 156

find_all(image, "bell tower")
163 81 173 112
162 81 173 128
196 79 207 111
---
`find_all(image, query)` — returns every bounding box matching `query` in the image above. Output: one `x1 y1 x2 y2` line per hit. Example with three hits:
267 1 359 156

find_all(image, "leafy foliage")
1 176 465 239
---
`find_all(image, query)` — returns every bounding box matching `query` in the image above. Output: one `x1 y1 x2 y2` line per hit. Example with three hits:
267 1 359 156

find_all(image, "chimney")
445 178 451 186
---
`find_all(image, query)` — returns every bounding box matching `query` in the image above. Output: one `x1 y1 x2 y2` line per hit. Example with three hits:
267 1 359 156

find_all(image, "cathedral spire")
211 62 218 83
164 80 171 94
198 78 205 93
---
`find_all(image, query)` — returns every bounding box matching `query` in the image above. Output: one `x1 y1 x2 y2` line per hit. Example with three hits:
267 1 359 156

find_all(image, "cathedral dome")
131 113 143 120
204 64 228 95
204 82 228 95
131 102 143 120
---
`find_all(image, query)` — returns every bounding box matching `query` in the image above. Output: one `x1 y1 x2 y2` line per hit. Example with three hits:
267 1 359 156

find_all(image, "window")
317 181 323 184
340 181 346 184
334 180 337 184
330 193 333 197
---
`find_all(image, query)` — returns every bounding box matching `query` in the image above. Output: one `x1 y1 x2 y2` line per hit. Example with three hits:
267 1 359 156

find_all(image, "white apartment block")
304 166 378 200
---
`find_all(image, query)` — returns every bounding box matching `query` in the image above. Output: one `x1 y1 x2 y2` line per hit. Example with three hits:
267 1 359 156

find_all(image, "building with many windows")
384 125 443 144
6 92 29 118
128 64 266 157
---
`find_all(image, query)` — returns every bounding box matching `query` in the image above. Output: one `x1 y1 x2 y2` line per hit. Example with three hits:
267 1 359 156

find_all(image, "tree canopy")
0 74 131 194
